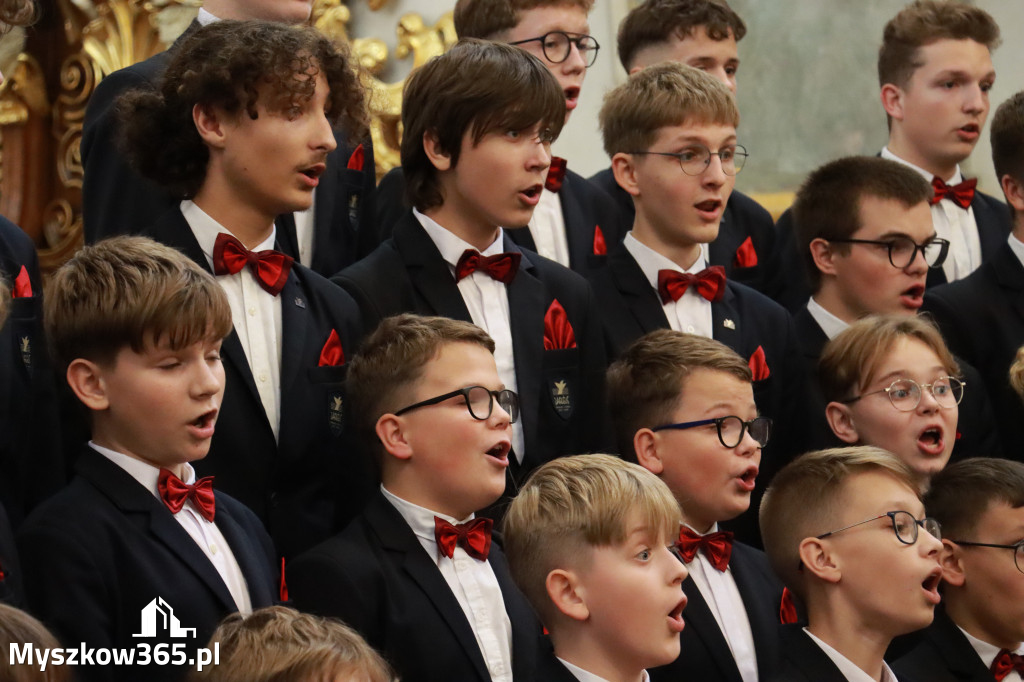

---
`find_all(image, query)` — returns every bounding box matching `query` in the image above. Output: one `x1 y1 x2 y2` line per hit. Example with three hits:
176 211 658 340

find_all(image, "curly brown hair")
117 20 368 199
0 0 35 30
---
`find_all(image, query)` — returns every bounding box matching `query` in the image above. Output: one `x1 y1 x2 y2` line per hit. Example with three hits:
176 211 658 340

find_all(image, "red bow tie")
675 527 733 572
434 517 493 561
211 233 294 296
930 176 977 209
545 157 567 193
454 249 521 284
657 266 727 304
992 650 1024 681
158 469 216 522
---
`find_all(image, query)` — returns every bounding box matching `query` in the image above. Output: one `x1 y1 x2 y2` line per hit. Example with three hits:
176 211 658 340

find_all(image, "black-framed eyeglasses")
627 144 748 176
651 415 771 448
843 376 964 412
817 510 941 545
509 31 600 67
949 539 1024 574
826 236 950 269
394 386 519 423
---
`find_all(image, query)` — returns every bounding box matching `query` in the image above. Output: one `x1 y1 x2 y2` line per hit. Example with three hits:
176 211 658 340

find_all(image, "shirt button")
248 307 256 316
686 325 695 333
209 544 218 555
258 373 267 382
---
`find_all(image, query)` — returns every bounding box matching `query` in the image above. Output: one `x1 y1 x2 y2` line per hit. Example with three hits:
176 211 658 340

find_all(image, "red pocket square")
543 299 577 350
346 143 365 171
733 236 758 268
748 345 770 381
592 225 607 256
779 586 798 624
279 557 288 602
12 265 31 298
318 329 345 367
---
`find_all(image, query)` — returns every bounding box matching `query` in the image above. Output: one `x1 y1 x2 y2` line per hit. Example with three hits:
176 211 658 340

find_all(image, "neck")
192 181 276 250
806 601 892 682
945 594 1023 652
383 475 476 522
681 511 716 535
887 133 959 181
813 285 860 325
423 204 502 253
630 221 703 272
550 630 646 682
1012 216 1024 244
91 428 189 479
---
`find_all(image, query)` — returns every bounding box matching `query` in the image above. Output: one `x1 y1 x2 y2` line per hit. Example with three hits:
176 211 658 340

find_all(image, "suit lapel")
680 575 744 682
277 272 310 407
972 193 1013 261
393 214 473 320
558 173 588 271
991 243 1024 323
490 543 538 680
782 626 848 681
712 283 742 353
504 239 545 470
214 500 274 608
730 544 781 677
926 609 992 681
608 248 670 332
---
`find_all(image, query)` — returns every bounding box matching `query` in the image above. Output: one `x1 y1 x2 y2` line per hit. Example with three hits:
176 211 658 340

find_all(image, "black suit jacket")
289 491 542 682
891 609 992 682
143 209 368 558
373 166 624 277
770 625 918 682
650 542 783 682
17 448 276 682
80 20 378 277
333 212 609 479
0 501 22 606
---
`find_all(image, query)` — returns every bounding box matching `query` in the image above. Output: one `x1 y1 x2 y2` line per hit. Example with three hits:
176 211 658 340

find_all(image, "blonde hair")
0 604 70 682
1010 345 1024 401
502 454 682 624
759 446 919 600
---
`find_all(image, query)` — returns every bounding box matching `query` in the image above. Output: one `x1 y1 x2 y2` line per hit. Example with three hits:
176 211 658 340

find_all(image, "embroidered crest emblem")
349 194 360 229
19 336 30 369
328 391 345 436
548 378 573 419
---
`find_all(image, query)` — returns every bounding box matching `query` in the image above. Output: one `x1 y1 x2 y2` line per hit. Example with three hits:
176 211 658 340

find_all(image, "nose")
906 245 929 275
963 82 987 115
916 384 942 414
708 67 736 95
919 525 943 557
314 110 337 154
562 40 587 75
193 356 224 399
528 137 552 172
667 545 688 584
736 425 761 457
490 397 512 429
702 153 728 187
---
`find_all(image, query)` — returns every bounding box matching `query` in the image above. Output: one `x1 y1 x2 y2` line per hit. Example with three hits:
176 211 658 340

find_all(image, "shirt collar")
957 624 1024 668
556 657 650 682
803 628 899 682
806 297 850 341
624 232 708 291
181 200 277 271
380 485 474 547
89 441 197 500
1008 233 1024 271
196 8 219 25
881 147 963 185
413 208 506 270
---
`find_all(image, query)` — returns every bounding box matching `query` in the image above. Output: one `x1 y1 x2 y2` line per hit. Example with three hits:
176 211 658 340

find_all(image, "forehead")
975 501 1024 539
842 469 923 518
665 27 738 61
650 121 737 148
908 38 994 81
863 336 947 386
676 368 754 412
853 195 934 240
416 341 499 390
507 4 590 38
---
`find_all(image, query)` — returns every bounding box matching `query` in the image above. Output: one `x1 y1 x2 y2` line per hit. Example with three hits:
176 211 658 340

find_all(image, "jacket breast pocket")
306 365 348 437
541 347 580 422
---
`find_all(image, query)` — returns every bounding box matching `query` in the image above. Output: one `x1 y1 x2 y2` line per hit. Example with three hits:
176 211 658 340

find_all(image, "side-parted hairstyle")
401 38 565 212
791 156 932 292
189 606 395 682
991 91 1024 190
760 446 919 600
607 330 752 461
118 20 368 199
818 314 959 405
44 236 232 373
878 0 1000 90
453 0 595 40
925 458 1024 541
600 61 738 157
0 603 70 682
617 0 746 72
347 313 495 458
503 454 682 626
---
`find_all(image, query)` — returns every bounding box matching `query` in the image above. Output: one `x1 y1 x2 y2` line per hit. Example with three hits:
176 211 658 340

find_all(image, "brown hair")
119 20 368 199
991 91 1024 195
759 446 919 600
617 0 746 72
0 604 70 682
0 0 34 30
925 458 1024 541
606 329 752 461
1010 345 1024 401
44 236 232 373
401 38 565 212
189 606 395 682
878 1 1000 90
502 453 682 625
818 314 960 404
454 0 594 40
791 156 933 292
600 61 738 157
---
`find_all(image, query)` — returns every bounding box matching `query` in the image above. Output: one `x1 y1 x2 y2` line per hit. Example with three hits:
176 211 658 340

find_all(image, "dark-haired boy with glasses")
289 313 542 682
760 446 943 682
893 457 1024 682
607 329 784 682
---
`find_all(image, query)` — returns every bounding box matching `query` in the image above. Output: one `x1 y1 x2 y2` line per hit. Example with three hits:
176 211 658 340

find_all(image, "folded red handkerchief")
592 225 607 256
748 345 770 381
347 143 365 171
318 329 345 367
543 299 576 350
779 587 798 624
12 265 31 298
734 236 758 268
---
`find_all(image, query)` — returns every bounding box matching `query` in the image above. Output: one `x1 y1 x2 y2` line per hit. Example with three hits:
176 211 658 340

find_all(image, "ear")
422 129 452 172
193 103 228 150
939 539 966 587
633 428 664 475
798 537 841 584
374 414 414 461
825 402 860 444
545 568 590 622
809 238 839 276
880 83 905 122
66 359 110 411
1000 174 1024 214
611 152 641 198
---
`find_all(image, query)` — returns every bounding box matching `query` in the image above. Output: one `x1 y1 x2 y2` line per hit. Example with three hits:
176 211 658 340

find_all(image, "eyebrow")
932 68 996 82
872 231 938 241
668 134 738 147
873 366 949 386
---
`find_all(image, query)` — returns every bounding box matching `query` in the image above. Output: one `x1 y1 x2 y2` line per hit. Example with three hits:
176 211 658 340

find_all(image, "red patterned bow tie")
657 266 727 304
434 517 493 561
545 157 568 192
211 233 294 296
930 176 977 209
454 249 521 284
991 649 1024 681
158 469 216 522
675 527 733 572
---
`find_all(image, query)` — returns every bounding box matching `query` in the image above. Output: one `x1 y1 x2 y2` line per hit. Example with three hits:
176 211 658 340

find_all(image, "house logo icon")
132 597 196 638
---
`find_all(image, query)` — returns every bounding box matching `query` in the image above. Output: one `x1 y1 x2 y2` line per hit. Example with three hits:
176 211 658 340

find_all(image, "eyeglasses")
394 386 519 423
949 539 1024 574
826 236 950 269
627 144 748 176
651 415 772 448
509 31 600 67
843 376 964 412
817 510 941 545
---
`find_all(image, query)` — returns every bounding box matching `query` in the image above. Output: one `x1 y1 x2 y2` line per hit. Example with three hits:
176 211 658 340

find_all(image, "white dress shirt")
183 200 283 439
90 442 252 614
381 486 514 682
959 625 1024 682
806 297 849 341
803 628 898 682
415 208 525 461
557 657 651 682
881 147 982 282
1008 232 1024 270
625 232 714 338
528 188 570 267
